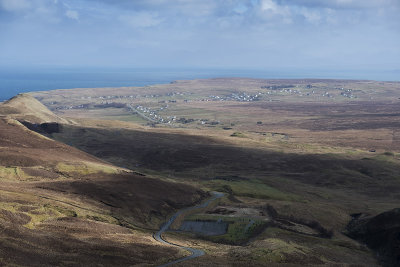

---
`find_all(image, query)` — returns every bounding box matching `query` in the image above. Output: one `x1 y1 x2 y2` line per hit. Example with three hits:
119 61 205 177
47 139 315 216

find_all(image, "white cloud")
332 0 398 8
233 3 248 14
119 12 162 28
261 0 279 12
66 9 79 20
259 0 292 23
300 8 322 24
0 0 31 11
0 0 398 70
280 0 399 9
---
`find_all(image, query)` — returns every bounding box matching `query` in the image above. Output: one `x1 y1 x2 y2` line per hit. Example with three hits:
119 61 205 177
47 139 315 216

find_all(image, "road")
154 191 224 267
127 103 158 123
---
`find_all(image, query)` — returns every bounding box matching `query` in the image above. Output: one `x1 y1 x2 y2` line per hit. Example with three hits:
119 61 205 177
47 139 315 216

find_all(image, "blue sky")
0 0 399 71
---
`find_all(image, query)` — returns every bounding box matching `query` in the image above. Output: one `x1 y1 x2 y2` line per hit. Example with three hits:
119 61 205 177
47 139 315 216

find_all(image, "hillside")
0 93 70 124
25 78 400 266
0 98 205 266
2 78 400 266
347 208 400 267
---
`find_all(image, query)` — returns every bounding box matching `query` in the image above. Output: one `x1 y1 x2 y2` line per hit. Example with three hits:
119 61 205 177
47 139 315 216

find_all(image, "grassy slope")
0 94 70 124
0 113 205 265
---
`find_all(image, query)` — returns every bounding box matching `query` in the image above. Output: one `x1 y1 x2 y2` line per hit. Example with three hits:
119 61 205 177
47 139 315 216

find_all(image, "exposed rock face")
347 208 400 267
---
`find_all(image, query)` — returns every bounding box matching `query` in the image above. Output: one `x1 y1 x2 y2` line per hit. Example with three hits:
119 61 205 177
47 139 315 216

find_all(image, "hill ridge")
0 93 70 124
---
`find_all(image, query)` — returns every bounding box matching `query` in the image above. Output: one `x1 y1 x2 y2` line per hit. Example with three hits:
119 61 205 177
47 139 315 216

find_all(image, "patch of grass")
0 166 21 180
86 215 112 223
185 214 268 245
219 219 267 245
0 201 20 214
374 153 398 163
24 202 120 229
249 237 310 263
24 205 65 229
0 166 34 181
51 205 78 217
0 198 64 229
230 132 246 138
205 179 301 201
55 162 120 175
104 114 148 124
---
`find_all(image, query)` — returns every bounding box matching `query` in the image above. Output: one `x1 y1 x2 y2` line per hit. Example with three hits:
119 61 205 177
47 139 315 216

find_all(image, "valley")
1 78 400 266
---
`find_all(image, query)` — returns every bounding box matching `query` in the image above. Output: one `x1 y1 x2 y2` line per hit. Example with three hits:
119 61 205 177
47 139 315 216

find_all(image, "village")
49 85 358 127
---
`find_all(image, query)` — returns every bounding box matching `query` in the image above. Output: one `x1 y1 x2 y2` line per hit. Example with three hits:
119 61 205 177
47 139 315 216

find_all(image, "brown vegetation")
2 78 400 265
0 107 205 265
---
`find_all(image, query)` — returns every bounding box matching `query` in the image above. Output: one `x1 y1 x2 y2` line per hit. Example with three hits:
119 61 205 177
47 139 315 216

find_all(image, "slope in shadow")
36 172 206 228
48 124 400 197
347 208 400 267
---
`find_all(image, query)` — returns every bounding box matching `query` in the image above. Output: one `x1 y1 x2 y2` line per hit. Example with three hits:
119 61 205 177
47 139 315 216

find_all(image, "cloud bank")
0 0 398 70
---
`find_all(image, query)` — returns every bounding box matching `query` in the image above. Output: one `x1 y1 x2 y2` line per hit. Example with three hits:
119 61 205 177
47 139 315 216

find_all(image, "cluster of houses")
54 103 90 110
321 92 333 98
261 84 296 90
54 85 360 112
80 94 138 101
202 92 262 102
258 85 357 99
166 91 187 97
197 84 340 102
228 92 261 102
277 88 305 96
128 104 170 123
203 88 315 101
49 85 360 129
338 88 356 98
77 90 189 102
126 103 221 126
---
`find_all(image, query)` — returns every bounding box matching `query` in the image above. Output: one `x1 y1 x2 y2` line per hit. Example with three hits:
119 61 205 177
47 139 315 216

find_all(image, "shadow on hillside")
36 172 206 229
44 124 400 198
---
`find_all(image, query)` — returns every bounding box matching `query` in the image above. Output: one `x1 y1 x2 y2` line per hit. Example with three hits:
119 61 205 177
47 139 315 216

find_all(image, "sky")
0 0 399 71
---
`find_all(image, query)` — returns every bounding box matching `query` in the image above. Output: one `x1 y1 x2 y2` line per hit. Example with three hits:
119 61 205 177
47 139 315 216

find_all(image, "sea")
0 66 399 101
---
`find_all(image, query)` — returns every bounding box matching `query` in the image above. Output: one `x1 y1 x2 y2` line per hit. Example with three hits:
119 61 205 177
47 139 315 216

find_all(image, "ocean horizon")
0 67 398 101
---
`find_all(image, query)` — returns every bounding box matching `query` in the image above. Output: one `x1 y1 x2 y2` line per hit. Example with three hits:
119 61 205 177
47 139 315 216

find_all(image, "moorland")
1 78 400 266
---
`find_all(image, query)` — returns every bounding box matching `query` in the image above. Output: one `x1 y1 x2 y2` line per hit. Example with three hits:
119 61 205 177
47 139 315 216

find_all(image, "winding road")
154 191 224 267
